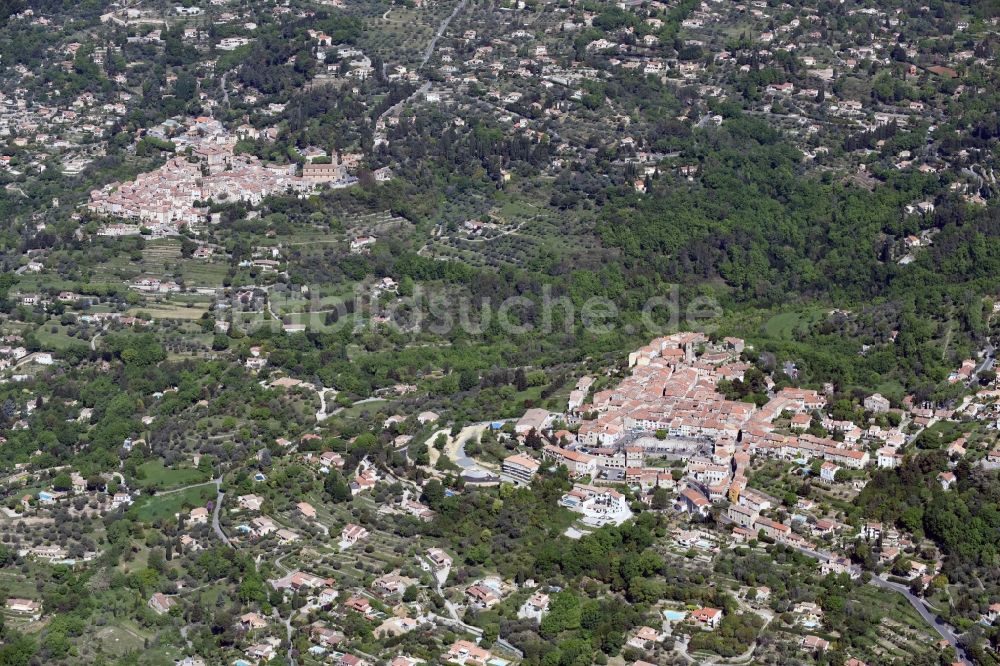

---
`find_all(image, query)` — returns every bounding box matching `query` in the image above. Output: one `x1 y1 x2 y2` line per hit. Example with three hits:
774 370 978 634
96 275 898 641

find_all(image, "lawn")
0 570 42 599
34 323 87 350
93 624 147 657
178 260 230 287
129 485 216 522
337 399 390 419
137 460 210 490
762 308 824 339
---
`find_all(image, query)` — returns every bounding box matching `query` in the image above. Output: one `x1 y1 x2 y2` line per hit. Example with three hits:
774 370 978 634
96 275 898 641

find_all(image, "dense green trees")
857 451 1000 597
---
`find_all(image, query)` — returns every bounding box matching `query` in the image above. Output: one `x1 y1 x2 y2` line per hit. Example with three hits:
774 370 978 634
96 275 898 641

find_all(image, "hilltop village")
3 0 1000 664
2 323 999 665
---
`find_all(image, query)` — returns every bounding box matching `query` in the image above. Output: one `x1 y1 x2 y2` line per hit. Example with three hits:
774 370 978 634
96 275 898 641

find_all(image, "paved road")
315 387 338 421
972 343 995 383
419 0 470 69
210 478 231 548
220 72 230 106
270 606 297 666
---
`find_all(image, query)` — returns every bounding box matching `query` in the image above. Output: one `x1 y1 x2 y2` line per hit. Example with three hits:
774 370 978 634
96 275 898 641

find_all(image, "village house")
627 625 664 649
344 595 375 618
297 501 317 520
148 592 177 615
559 484 632 525
252 516 279 536
983 602 1000 624
239 612 268 631
446 639 492 666
543 445 597 477
311 623 345 646
691 607 723 630
516 408 551 435
246 642 278 662
465 584 501 609
427 547 452 570
820 462 840 483
518 592 550 621
270 571 335 592
276 528 300 544
793 601 824 627
373 572 415 597
5 598 41 620
726 503 757 528
802 635 830 653
238 494 264 511
677 486 711 518
341 523 369 545
755 516 792 540
864 393 891 413
877 447 902 469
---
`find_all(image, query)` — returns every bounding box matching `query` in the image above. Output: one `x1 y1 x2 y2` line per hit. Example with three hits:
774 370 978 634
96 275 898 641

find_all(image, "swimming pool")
663 610 687 621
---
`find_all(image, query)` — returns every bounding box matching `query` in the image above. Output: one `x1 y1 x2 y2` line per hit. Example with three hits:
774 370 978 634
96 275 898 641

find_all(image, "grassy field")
762 308 826 339
129 484 216 522
137 460 210 490
93 623 147 657
34 323 88 350
336 399 389 419
128 301 211 321
0 570 43 599
178 260 229 287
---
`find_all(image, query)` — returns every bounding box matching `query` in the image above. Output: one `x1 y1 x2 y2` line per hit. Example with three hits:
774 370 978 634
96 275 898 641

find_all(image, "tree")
540 592 582 638
1 399 14 423
51 474 72 492
239 574 268 604
651 487 670 510
421 479 445 508
212 333 230 351
514 368 528 391
0 631 37 666
324 471 351 503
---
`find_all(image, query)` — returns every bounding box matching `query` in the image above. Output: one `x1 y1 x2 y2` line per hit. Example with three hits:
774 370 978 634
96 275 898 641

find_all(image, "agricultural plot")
356 1 459 69
127 299 211 321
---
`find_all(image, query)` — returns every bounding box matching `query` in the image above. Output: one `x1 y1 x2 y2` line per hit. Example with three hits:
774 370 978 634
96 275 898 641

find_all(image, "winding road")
210 478 231 548
868 575 971 665
315 387 339 421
